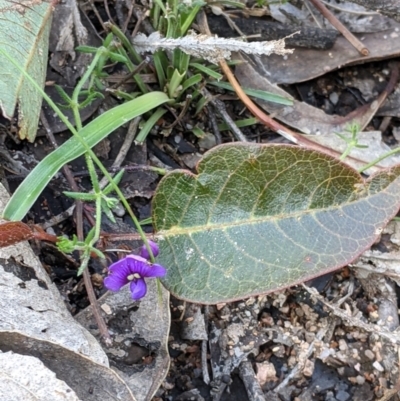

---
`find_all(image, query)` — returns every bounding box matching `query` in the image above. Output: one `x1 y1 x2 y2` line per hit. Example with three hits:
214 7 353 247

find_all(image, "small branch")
202 305 211 385
219 60 346 157
307 0 369 56
239 360 266 401
207 105 223 145
207 94 248 142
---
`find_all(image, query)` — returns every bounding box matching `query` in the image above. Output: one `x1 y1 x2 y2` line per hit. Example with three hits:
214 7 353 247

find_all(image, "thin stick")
219 60 345 158
103 0 116 25
202 305 211 385
303 284 400 345
239 360 266 401
201 90 248 142
307 0 369 56
207 105 223 145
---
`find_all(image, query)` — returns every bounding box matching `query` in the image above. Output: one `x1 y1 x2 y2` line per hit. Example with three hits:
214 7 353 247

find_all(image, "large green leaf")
152 144 400 304
0 0 53 141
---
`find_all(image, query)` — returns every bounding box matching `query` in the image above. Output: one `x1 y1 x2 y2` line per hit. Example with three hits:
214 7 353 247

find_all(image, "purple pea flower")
104 241 166 300
140 240 159 259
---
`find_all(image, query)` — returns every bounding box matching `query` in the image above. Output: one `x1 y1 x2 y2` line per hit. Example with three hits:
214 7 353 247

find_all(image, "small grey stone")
329 92 339 105
336 390 350 401
364 349 374 360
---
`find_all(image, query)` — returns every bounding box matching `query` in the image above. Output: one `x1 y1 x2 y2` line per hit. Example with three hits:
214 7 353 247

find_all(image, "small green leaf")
108 52 128 63
76 45 99 54
152 144 400 304
103 169 125 195
103 32 114 48
139 217 153 225
168 69 186 98
3 92 169 221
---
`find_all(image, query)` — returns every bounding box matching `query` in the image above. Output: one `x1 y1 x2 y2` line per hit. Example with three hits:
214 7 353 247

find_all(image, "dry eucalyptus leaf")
254 23 400 85
75 279 170 401
0 351 80 401
0 0 53 141
234 57 400 172
235 54 388 137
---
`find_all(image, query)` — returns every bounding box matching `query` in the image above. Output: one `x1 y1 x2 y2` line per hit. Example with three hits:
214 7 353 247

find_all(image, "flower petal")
140 240 159 259
124 256 154 277
103 271 129 292
104 257 137 291
145 263 167 278
130 278 147 300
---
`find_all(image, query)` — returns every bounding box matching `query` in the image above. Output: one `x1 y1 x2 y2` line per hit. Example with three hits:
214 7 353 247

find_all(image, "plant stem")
358 147 400 173
0 49 155 261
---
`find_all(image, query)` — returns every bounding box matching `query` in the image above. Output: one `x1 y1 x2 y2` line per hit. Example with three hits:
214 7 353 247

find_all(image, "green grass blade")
190 63 223 80
218 117 259 131
135 107 168 145
3 92 169 221
181 73 202 93
207 81 293 106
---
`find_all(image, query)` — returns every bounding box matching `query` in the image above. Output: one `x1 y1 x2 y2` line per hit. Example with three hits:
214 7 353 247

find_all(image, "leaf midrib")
156 194 376 236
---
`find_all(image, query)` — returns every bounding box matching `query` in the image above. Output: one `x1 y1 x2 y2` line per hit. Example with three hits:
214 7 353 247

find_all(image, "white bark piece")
132 31 292 64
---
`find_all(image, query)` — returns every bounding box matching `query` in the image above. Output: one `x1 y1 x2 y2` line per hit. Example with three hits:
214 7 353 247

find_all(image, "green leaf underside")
2 91 169 221
152 144 400 304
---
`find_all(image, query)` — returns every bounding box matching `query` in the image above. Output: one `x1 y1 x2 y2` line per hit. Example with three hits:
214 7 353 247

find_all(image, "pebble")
338 339 348 351
329 92 339 105
364 349 375 360
302 359 314 377
356 375 365 385
372 361 384 372
336 390 351 401
100 303 112 315
112 202 125 217
305 332 315 343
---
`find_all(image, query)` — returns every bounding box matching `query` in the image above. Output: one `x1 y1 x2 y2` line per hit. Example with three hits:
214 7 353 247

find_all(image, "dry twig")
307 0 369 56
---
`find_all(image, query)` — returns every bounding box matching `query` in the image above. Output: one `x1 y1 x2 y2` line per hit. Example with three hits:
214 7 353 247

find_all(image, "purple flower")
140 240 159 259
103 254 166 300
